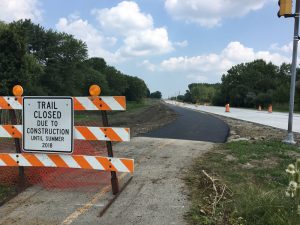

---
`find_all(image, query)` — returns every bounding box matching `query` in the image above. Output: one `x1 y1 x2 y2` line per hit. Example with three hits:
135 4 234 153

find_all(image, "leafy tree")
85 57 107 73
150 91 162 99
220 59 289 107
146 88 151 98
124 76 148 102
105 66 128 96
181 59 295 109
212 89 226 106
189 83 216 103
255 93 272 107
0 20 150 101
81 58 109 95
24 54 45 95
177 95 185 101
0 28 29 95
183 90 192 102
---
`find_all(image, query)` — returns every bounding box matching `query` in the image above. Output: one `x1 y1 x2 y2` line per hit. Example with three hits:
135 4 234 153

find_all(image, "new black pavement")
143 104 229 143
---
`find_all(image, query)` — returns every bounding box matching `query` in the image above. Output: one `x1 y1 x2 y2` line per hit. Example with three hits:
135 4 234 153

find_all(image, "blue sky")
0 0 296 97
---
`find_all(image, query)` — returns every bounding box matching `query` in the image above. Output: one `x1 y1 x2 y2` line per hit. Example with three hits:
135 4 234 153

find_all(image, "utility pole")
282 0 300 144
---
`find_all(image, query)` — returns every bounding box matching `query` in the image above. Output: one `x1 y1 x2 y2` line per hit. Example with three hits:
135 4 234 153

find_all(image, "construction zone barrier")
0 153 134 173
0 84 133 195
0 125 130 142
0 96 126 111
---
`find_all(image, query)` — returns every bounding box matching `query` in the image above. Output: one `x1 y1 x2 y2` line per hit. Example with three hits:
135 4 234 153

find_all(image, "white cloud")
165 0 270 27
55 1 175 63
55 17 120 63
270 42 293 54
0 0 42 22
174 40 188 47
142 60 156 71
93 1 173 57
92 1 153 35
161 41 290 82
117 28 173 57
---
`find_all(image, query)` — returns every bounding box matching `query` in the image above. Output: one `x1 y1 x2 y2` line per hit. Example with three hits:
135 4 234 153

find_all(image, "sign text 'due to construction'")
22 97 74 153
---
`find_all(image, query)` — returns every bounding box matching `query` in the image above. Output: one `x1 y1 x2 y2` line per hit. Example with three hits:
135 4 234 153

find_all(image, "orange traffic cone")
258 105 262 111
268 105 272 113
225 103 230 112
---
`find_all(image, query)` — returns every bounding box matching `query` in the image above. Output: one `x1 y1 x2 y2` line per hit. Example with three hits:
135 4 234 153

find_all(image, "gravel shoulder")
211 113 300 143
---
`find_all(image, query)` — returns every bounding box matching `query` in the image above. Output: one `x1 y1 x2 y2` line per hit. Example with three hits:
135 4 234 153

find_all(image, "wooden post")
11 85 25 182
89 84 120 194
101 110 119 195
10 109 25 179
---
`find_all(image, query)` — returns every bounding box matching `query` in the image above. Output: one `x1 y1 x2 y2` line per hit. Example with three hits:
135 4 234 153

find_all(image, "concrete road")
143 104 229 143
0 137 214 225
166 100 300 133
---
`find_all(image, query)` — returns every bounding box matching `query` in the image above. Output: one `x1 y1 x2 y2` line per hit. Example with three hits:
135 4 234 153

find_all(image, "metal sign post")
283 0 300 144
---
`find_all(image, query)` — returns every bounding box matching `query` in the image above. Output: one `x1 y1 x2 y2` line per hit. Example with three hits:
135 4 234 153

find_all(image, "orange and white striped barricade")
0 96 126 111
0 125 130 142
0 153 134 173
0 85 133 195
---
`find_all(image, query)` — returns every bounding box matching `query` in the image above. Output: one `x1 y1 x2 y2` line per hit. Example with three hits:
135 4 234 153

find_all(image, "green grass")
125 100 148 111
126 99 162 111
185 140 300 225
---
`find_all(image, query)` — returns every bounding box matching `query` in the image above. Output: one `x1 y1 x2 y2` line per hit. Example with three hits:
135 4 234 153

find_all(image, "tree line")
0 19 160 101
173 59 300 110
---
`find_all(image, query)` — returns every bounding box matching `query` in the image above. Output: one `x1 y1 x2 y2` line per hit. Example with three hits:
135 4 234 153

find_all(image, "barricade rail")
0 96 126 111
0 125 130 142
0 153 134 173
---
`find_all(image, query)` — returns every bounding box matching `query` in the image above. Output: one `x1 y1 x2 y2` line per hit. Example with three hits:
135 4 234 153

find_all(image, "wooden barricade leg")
9 110 25 180
101 111 119 195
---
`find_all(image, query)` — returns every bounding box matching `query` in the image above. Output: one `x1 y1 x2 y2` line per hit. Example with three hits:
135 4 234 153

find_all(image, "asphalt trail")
143 104 229 143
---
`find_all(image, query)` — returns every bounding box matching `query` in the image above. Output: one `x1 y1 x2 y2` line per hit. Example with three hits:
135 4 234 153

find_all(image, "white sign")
22 97 74 153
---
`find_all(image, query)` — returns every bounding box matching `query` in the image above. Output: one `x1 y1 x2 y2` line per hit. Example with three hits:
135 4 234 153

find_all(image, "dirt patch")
224 154 236 162
246 157 279 169
108 100 178 137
